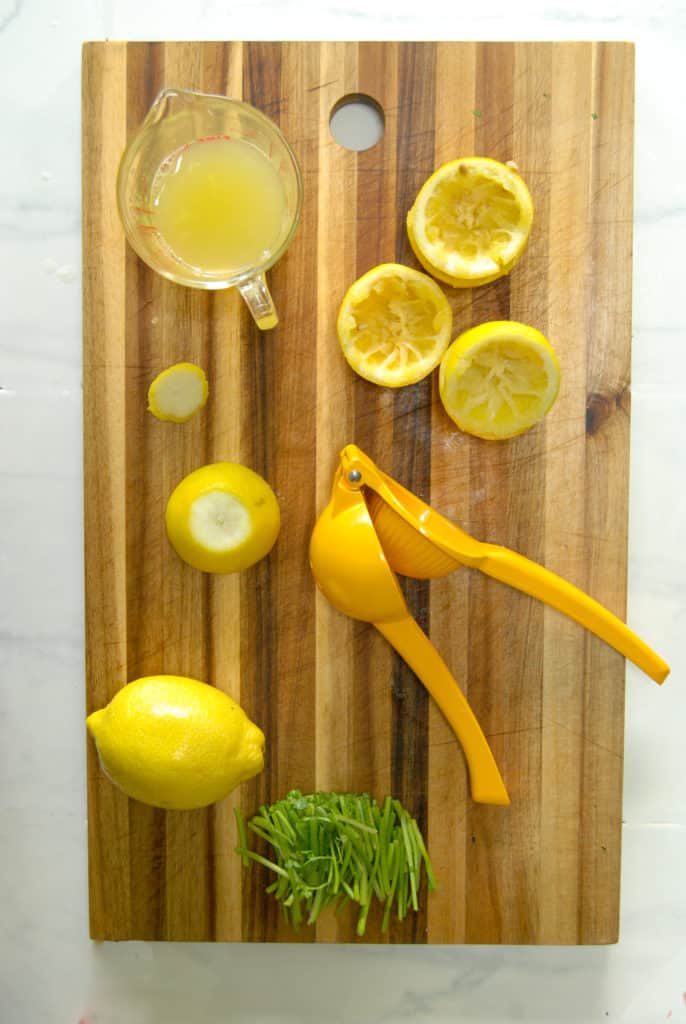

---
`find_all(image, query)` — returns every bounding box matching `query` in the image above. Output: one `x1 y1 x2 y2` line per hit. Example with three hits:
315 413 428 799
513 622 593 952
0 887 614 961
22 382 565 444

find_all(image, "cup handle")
237 273 279 330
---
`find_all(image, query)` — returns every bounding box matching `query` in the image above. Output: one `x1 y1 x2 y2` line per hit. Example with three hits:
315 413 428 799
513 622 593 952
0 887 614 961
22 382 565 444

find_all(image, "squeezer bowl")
367 490 459 580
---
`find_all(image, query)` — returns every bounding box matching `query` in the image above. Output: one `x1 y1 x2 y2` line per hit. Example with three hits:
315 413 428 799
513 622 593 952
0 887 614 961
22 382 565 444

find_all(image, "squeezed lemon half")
165 462 280 573
439 320 560 440
337 262 453 387
407 157 533 288
148 362 209 422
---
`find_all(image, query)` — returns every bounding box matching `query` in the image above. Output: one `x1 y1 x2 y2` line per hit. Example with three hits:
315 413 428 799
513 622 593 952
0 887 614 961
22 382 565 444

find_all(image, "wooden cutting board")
82 40 636 943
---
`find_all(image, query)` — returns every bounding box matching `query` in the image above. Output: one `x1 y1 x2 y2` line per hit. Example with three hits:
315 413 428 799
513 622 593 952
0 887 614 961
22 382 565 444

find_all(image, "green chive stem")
235 790 436 936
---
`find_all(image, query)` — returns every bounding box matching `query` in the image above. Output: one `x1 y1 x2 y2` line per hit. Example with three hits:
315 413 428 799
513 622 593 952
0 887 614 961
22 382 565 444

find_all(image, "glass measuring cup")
116 88 303 330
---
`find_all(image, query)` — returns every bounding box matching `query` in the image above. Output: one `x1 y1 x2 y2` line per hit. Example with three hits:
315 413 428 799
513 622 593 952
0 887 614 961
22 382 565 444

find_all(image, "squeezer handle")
375 617 510 806
478 545 670 684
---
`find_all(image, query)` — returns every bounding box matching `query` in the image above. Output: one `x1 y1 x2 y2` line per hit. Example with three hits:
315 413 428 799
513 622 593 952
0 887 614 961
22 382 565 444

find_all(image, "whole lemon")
86 675 265 810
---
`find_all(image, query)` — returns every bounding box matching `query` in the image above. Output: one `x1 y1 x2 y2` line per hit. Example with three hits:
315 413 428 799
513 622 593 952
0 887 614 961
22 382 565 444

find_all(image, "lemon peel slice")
148 362 209 422
337 263 453 387
439 320 560 440
165 462 280 573
407 157 533 288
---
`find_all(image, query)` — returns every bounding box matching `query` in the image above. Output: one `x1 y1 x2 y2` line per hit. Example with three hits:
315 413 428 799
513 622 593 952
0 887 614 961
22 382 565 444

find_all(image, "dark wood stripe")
388 41 437 944
203 281 218 940
466 41 517 945
241 40 322 942
348 46 399 877
472 42 514 326
238 296 276 943
219 41 230 97
203 292 218 683
239 41 283 944
245 40 283 121
267 39 320 940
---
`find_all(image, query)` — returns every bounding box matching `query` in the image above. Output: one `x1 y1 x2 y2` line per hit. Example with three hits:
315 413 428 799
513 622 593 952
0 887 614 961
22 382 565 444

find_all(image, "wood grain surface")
82 40 636 943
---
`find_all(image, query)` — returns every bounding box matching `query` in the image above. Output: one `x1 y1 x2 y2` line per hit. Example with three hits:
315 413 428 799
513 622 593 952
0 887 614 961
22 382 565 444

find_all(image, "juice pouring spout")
141 87 202 128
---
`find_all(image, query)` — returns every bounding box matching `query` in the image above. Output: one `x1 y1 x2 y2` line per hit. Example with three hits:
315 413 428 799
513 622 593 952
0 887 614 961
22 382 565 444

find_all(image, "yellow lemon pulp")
86 675 265 810
439 320 560 440
165 462 280 574
336 263 453 387
148 362 209 422
407 157 533 288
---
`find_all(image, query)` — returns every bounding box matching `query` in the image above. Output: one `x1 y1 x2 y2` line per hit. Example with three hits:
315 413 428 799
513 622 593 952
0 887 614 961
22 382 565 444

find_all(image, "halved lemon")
337 263 453 387
407 158 533 288
148 362 208 422
438 321 560 440
165 462 280 573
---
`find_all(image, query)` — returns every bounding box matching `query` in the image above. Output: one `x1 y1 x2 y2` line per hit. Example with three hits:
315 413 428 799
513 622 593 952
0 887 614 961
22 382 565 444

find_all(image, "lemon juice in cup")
153 137 288 280
117 89 303 330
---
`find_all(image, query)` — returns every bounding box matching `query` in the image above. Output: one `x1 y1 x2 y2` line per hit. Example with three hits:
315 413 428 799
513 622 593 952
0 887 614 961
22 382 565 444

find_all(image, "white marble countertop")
1 1 684 1021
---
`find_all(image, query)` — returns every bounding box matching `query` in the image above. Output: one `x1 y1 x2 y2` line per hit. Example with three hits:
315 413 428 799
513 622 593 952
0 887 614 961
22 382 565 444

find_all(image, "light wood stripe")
158 43 216 943
577 41 634 944
312 41 359 945
467 41 527 945
540 40 594 945
427 40 477 946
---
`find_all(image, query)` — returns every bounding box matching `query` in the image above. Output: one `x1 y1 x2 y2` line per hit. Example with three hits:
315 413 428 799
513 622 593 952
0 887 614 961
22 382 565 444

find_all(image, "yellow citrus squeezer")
309 445 670 807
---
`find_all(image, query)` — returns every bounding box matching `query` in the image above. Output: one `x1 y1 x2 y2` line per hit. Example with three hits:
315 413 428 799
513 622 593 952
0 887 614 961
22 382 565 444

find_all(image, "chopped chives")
234 790 436 937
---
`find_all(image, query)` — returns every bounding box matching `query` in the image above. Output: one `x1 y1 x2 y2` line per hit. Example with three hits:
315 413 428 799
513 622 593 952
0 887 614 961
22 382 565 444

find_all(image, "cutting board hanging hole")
329 93 385 151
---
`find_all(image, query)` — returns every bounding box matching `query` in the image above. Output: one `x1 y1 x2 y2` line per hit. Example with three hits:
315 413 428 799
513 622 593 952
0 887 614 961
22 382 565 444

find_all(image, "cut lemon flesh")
337 263 453 387
148 362 208 422
407 158 533 288
439 321 560 440
165 462 280 573
189 491 251 552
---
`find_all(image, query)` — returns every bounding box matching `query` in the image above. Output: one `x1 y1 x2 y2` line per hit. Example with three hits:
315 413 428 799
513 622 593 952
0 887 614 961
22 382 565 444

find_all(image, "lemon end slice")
148 362 209 422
